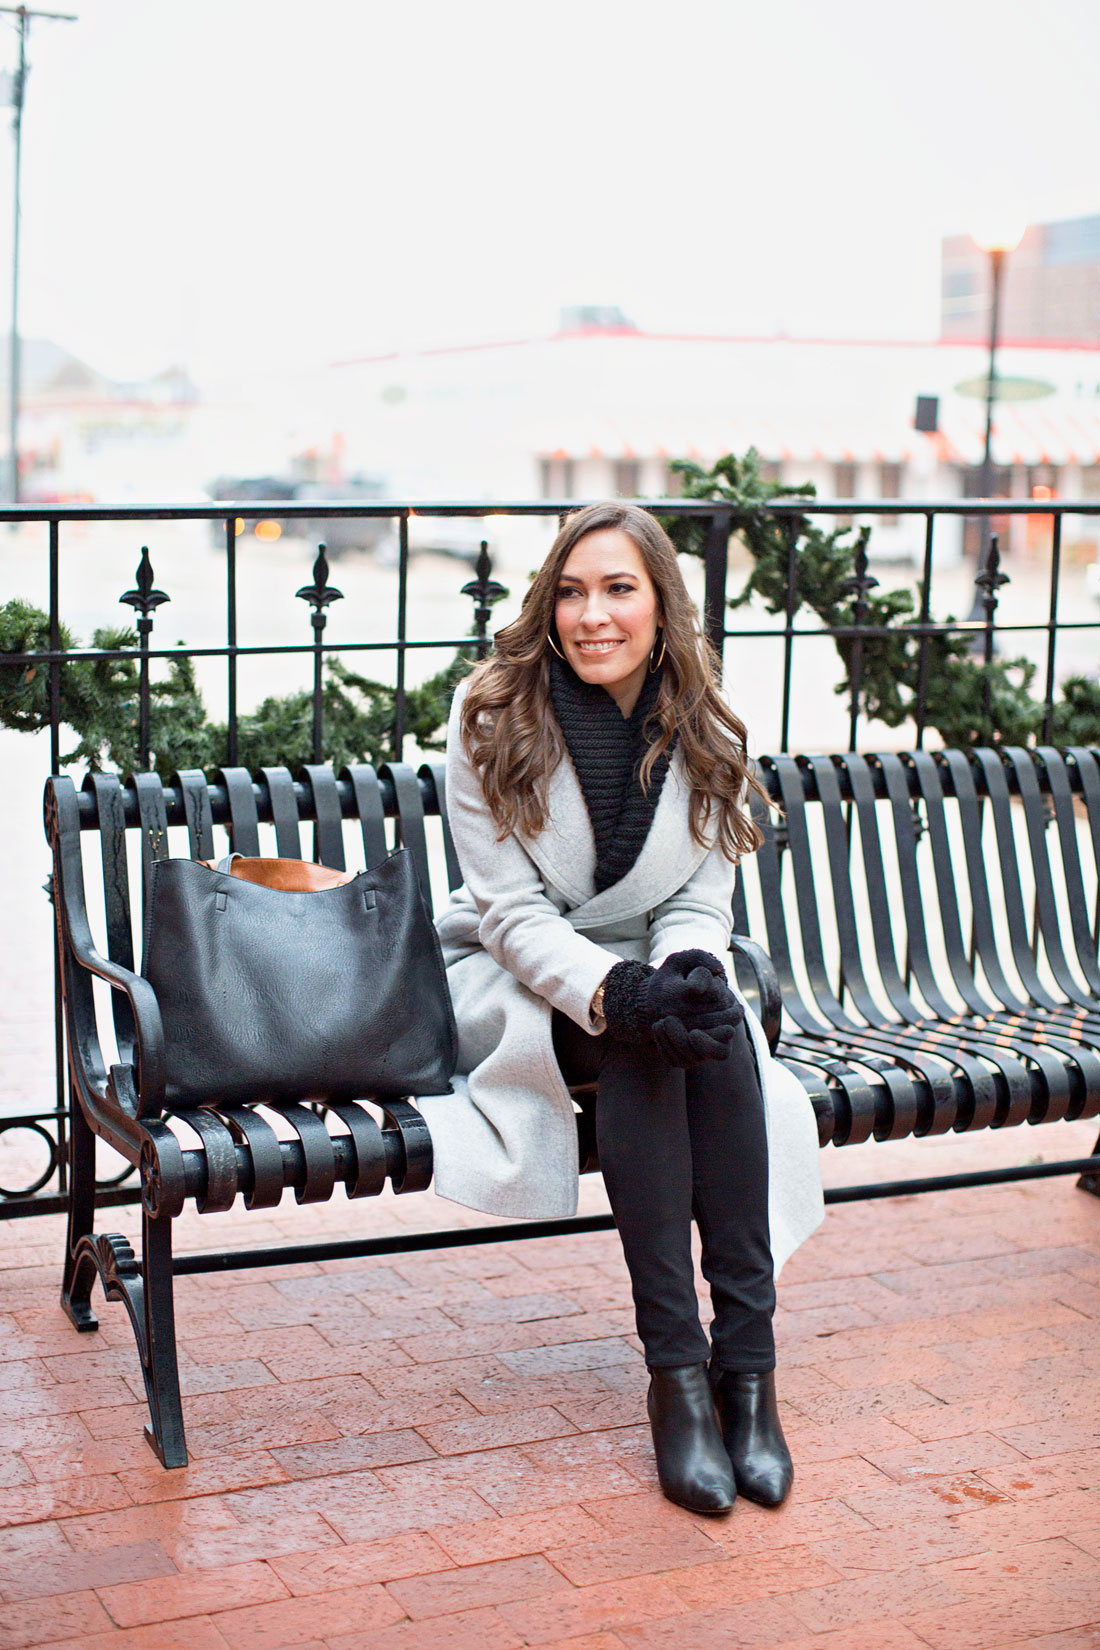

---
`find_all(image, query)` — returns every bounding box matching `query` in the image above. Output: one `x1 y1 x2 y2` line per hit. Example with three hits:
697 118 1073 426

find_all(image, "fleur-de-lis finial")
295 544 344 612
461 540 508 655
119 547 170 624
839 533 879 613
975 535 1010 601
461 541 507 611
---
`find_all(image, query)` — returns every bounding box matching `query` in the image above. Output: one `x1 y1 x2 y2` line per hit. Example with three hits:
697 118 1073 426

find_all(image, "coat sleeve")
646 836 737 971
445 683 619 1031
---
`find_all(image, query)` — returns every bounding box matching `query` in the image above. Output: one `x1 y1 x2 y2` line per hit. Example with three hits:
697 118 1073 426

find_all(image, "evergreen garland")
659 449 1089 748
3 461 1096 766
0 598 479 775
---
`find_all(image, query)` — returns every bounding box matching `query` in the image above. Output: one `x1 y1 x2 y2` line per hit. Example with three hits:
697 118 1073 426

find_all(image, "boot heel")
710 1367 793 1508
647 1364 736 1515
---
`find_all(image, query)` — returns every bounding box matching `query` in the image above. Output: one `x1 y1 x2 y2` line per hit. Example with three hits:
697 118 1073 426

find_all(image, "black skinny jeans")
553 1010 776 1373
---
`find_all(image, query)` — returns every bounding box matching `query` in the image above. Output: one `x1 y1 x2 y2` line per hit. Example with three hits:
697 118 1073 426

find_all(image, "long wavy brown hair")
460 502 766 861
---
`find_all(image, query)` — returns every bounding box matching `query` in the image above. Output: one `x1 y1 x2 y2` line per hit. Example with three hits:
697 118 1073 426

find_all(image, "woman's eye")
556 588 580 600
609 583 636 595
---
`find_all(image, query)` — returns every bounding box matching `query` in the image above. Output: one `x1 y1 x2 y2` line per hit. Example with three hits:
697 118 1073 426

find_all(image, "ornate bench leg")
139 1208 188 1468
61 1100 100 1331
1078 1127 1100 1198
61 1117 189 1468
61 1215 188 1468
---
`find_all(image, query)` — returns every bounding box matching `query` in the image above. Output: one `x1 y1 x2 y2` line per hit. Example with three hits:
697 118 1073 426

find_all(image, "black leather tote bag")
141 851 457 1106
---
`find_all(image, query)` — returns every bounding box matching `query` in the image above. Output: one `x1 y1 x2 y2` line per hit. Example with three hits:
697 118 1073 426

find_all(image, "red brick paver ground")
2 1121 1100 1649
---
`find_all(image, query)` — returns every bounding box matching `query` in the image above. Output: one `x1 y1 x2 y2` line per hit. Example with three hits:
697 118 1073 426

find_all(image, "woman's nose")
580 595 610 627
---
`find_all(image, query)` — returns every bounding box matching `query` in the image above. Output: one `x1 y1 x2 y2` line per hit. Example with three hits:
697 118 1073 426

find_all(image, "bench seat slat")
280 1103 338 1203
324 1101 389 1197
219 1106 285 1209
185 1111 239 1213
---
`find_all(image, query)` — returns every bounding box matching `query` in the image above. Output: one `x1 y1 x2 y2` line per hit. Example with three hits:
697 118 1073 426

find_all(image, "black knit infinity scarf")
548 653 673 893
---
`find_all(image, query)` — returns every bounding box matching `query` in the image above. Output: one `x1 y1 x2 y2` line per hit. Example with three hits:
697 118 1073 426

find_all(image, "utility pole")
0 5 76 502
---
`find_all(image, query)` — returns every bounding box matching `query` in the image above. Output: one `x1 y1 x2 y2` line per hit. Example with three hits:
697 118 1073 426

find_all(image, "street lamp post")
971 224 1023 585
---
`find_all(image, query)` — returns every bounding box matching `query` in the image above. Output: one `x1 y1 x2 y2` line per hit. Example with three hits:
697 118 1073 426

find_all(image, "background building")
326 312 1100 566
942 214 1100 344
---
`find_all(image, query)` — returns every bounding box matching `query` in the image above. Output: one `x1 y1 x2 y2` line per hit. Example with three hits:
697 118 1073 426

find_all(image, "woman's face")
554 528 661 714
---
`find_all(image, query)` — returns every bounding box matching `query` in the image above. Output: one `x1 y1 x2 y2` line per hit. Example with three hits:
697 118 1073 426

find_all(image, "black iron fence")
2 495 1099 1216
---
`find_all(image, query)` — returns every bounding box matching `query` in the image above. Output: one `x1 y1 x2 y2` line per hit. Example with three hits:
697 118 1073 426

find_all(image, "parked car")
287 478 390 557
205 475 389 556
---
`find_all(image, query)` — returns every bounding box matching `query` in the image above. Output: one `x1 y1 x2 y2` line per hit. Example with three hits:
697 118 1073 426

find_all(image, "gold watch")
590 981 606 1020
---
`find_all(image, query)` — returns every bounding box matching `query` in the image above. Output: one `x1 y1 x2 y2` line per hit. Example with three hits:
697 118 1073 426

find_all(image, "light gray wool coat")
416 680 825 1275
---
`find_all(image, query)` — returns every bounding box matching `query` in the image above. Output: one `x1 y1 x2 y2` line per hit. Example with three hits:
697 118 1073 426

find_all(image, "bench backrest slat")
937 750 1027 1014
804 754 887 1029
173 769 216 861
300 765 347 870
1066 749 1100 949
131 772 170 902
381 762 431 904
341 764 390 869
1004 746 1087 1005
83 771 137 1058
259 766 302 857
418 761 463 893
1039 749 1100 995
836 754 921 1024
750 785 825 1036
767 756 850 1027
906 752 992 1018
874 754 959 1021
219 767 262 857
969 749 1056 1008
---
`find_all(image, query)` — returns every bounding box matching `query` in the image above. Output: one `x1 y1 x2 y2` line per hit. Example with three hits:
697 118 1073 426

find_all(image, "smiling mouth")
575 639 623 654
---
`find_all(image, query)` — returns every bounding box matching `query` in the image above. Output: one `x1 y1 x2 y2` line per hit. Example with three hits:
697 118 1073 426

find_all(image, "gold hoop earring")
546 632 567 661
649 631 666 673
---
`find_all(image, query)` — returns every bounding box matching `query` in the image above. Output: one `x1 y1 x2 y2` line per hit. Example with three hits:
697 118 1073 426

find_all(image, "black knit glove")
602 949 745 1067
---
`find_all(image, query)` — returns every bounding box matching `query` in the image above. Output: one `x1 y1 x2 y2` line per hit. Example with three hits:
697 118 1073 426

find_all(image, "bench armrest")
730 934 782 1055
69 944 166 1119
46 775 166 1119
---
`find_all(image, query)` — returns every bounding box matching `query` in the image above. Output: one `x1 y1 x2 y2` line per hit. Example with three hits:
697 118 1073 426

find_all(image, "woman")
416 502 823 1515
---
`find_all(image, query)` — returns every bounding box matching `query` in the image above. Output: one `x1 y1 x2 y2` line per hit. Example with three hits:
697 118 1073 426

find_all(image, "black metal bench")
44 746 1100 1468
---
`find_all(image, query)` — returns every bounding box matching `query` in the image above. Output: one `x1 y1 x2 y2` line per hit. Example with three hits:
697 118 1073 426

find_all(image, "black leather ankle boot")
647 1364 737 1515
710 1368 793 1507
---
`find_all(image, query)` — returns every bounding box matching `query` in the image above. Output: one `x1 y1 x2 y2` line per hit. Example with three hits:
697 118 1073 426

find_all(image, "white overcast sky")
2 0 1098 384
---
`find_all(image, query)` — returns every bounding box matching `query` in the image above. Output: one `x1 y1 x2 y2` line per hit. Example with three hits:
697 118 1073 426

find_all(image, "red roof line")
332 330 1100 367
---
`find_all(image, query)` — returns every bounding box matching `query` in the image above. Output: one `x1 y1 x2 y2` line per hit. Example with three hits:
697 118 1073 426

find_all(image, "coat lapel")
523 747 712 927
522 751 597 906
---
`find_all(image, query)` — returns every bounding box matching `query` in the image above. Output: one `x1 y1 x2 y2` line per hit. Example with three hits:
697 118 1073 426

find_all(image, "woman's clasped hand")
602 949 747 1066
